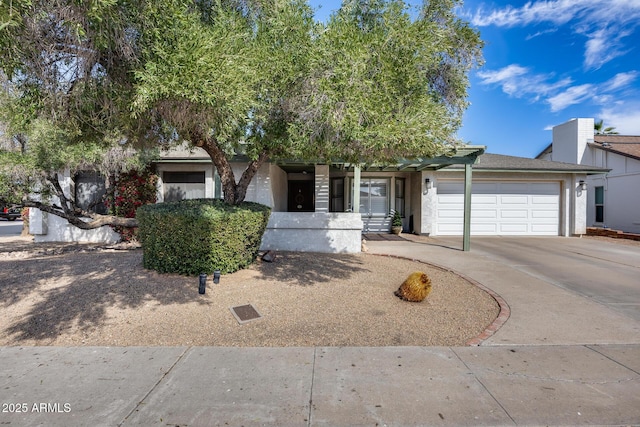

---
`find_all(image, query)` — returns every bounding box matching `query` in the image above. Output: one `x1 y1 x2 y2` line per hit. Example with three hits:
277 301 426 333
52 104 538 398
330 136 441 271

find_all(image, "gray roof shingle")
443 153 609 174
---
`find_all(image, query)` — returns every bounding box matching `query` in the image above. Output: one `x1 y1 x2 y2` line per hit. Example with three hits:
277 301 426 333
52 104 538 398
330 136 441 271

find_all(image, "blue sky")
307 0 640 157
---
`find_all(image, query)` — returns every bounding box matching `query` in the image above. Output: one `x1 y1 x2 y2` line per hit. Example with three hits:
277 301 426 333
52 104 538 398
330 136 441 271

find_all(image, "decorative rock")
394 272 432 302
261 250 276 263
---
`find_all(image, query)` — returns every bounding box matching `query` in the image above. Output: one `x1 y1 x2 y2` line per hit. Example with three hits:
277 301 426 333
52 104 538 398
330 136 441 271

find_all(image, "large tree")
1 0 483 225
134 0 483 203
132 0 317 204
0 0 157 227
289 0 483 164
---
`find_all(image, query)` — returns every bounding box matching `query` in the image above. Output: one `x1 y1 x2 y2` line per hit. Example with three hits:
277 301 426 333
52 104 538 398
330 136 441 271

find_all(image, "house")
29 142 608 252
536 118 640 234
153 144 606 251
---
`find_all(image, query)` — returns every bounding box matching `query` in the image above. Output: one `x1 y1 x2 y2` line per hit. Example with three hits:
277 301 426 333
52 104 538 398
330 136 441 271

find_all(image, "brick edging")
369 253 511 347
586 227 640 241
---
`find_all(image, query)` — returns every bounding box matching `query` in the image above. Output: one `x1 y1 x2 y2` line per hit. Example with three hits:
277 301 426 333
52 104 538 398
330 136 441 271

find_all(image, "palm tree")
594 119 619 135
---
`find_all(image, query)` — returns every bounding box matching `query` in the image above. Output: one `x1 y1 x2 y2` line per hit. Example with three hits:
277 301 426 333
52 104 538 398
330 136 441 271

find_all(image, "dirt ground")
0 237 500 347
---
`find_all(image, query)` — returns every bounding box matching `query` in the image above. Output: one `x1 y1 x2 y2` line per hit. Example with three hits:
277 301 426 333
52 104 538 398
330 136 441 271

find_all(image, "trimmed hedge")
137 199 271 275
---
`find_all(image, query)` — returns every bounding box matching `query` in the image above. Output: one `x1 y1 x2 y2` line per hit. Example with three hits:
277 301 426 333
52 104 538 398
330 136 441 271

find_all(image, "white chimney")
551 118 594 165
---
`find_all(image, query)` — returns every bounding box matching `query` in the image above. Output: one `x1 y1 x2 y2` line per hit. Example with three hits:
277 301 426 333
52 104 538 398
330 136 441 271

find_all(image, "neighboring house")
536 118 640 234
30 142 607 252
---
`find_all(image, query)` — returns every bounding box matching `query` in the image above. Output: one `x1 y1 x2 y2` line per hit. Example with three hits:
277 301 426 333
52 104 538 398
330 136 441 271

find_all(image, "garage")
436 181 560 236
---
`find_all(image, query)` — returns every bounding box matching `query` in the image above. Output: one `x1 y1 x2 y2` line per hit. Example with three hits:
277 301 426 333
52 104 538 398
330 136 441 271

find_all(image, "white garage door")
436 181 560 236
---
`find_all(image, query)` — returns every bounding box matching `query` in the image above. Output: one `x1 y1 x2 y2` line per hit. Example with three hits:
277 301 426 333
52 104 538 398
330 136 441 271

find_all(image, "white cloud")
547 84 594 112
477 64 528 84
598 105 640 135
603 71 639 91
479 66 638 113
583 28 632 69
477 64 572 99
470 0 578 27
470 0 640 69
525 28 558 41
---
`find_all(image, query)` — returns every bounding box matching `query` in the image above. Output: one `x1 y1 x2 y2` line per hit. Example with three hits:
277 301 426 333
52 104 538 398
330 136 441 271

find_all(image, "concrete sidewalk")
2 345 640 426
2 238 640 426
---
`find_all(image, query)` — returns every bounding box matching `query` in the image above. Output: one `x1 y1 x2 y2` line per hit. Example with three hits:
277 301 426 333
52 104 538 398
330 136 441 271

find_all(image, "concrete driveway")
433 236 640 322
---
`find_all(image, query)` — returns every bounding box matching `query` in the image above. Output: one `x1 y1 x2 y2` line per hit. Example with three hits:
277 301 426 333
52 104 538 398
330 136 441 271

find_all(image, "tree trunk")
198 136 269 205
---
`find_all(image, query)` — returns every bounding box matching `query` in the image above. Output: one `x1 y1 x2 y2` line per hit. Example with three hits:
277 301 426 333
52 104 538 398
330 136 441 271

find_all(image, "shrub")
137 199 271 275
392 210 402 227
105 170 158 242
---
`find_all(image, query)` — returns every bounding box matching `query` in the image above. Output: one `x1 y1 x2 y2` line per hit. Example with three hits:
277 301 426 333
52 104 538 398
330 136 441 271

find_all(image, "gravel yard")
0 238 500 347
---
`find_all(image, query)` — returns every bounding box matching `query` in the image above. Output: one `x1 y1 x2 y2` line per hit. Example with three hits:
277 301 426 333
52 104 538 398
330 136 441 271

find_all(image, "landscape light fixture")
213 270 221 284
198 273 207 294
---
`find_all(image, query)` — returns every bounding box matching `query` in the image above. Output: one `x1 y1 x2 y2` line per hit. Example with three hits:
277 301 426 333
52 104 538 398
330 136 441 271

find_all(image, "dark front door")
288 181 314 212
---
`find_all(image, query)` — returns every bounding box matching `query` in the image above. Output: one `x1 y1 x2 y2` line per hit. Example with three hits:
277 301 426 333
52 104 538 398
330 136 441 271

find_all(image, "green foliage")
137 199 271 275
133 0 315 159
594 119 619 135
392 210 402 227
288 0 484 164
0 149 34 203
106 170 158 242
2 0 483 208
0 0 147 149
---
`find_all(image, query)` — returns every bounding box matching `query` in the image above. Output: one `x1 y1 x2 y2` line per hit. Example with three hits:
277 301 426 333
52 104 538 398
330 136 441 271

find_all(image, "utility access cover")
230 304 262 324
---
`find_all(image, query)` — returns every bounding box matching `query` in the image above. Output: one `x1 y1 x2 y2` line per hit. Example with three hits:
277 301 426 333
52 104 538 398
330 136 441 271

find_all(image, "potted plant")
391 210 403 235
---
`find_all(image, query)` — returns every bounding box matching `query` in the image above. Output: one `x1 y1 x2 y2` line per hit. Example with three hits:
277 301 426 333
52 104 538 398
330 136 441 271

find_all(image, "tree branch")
22 200 138 230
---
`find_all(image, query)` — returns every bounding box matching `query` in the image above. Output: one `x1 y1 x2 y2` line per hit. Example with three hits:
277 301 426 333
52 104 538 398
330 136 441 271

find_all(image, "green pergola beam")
353 165 361 213
463 163 472 252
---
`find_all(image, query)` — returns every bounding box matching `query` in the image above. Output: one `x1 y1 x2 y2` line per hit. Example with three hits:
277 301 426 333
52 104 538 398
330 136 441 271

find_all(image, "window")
75 171 107 214
356 178 389 216
163 171 205 202
395 178 405 217
330 178 344 212
595 186 604 223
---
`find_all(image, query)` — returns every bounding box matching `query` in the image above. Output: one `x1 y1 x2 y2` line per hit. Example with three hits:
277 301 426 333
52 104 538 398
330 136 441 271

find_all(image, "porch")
257 149 484 253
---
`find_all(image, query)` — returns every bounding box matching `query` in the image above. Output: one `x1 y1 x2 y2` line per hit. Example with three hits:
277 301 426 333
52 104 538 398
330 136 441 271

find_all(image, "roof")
277 145 486 172
535 143 552 159
592 135 640 161
442 153 609 174
159 144 488 171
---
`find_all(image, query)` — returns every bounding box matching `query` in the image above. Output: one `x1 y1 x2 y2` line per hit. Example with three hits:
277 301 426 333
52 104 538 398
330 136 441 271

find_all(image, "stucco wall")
417 171 437 235
261 212 363 253
587 172 640 233
232 163 274 207
31 211 120 243
584 136 640 233
268 164 288 212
